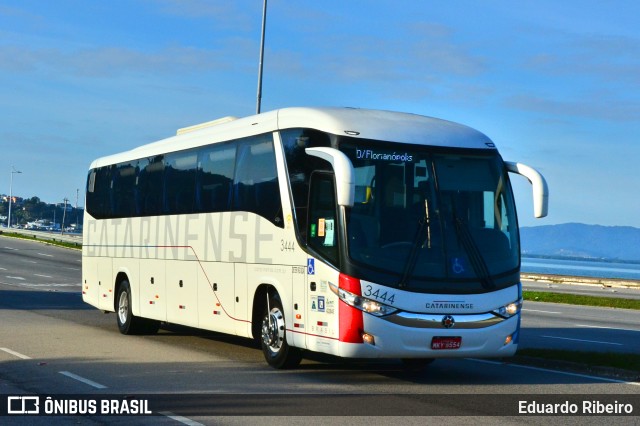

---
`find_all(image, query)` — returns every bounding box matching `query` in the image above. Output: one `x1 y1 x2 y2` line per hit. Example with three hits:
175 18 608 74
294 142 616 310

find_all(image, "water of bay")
521 257 640 281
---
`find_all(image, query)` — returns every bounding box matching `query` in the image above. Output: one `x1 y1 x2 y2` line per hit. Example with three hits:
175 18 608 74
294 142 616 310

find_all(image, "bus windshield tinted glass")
341 141 519 286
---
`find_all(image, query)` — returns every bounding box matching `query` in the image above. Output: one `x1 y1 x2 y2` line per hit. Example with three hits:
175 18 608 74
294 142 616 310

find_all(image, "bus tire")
261 293 302 369
116 280 158 335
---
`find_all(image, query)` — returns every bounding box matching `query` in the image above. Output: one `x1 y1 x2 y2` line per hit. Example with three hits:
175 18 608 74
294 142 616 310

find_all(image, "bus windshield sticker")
323 219 335 246
318 218 325 237
317 296 325 312
451 257 466 275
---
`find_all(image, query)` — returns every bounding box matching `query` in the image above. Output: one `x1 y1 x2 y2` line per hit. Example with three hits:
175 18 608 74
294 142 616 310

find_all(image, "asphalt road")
1 237 639 425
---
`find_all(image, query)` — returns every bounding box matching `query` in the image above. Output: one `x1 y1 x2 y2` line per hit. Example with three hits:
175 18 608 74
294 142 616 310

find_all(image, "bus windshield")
340 140 519 289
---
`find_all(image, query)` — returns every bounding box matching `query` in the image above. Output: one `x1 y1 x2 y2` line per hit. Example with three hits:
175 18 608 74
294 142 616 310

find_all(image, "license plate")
431 336 461 350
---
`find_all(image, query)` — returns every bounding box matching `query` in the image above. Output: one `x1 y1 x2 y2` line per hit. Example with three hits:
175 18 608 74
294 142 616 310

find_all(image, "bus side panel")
81 254 100 309
166 259 199 328
305 259 341 355
139 259 167 322
234 263 249 337
98 261 119 311
291 264 307 349
198 262 236 335
96 257 113 312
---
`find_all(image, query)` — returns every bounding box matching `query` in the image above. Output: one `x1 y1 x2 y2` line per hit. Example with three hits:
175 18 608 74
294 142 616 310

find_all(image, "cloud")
505 93 640 123
0 42 255 78
150 0 254 30
522 32 640 87
265 20 486 94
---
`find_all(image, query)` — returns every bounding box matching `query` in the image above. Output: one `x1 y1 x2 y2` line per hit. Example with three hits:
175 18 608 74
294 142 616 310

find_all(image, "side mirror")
505 161 549 218
305 147 355 207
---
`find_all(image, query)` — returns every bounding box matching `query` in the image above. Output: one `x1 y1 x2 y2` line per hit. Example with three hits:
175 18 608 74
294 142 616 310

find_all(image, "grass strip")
0 231 81 250
523 290 640 310
516 348 640 374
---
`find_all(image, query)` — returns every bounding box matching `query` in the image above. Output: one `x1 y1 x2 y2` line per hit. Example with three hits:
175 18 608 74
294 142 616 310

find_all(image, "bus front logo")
442 315 455 328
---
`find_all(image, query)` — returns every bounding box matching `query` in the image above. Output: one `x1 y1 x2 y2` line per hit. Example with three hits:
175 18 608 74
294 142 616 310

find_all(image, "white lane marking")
0 347 32 359
522 308 562 314
0 267 6 271
33 274 53 278
63 267 80 271
6 276 25 280
159 412 205 426
0 282 80 288
59 371 107 389
3 247 18 250
540 335 623 346
470 358 640 386
37 253 54 257
576 324 640 333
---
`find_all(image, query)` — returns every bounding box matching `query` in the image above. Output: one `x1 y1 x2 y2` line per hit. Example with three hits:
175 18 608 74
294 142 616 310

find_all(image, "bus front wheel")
261 293 302 369
116 281 160 335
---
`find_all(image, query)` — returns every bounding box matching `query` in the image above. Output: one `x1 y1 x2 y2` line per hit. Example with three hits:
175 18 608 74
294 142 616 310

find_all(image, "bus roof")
89 107 496 169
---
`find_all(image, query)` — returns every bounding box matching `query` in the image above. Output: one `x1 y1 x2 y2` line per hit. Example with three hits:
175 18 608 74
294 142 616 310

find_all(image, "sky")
1 0 639 228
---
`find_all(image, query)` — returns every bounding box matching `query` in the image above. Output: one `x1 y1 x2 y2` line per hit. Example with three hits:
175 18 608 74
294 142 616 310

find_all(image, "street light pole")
8 166 22 229
61 197 68 235
256 0 267 114
76 188 79 229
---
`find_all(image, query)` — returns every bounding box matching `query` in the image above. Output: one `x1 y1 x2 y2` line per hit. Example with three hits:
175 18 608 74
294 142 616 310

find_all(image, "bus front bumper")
338 313 520 359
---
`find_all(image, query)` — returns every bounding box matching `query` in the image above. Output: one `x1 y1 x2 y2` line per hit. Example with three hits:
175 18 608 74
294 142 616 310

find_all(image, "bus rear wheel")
261 293 301 369
116 281 160 335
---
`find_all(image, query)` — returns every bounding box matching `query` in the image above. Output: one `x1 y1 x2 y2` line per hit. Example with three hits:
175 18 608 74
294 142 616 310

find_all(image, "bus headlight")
329 283 398 317
492 298 522 318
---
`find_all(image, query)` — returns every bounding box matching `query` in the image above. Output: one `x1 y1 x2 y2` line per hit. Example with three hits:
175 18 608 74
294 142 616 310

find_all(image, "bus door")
305 172 341 351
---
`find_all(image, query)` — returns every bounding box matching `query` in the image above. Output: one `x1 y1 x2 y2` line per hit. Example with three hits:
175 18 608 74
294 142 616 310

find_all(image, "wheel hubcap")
118 291 128 324
262 308 285 354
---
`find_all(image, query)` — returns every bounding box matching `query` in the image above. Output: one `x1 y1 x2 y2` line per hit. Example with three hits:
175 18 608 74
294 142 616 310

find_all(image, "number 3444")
280 240 295 252
363 285 396 304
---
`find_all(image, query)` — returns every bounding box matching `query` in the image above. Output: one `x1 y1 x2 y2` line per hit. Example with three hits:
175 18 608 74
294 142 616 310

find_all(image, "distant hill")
520 223 640 262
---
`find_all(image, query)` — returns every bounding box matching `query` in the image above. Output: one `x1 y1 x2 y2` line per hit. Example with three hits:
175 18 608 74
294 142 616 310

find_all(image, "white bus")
82 107 548 369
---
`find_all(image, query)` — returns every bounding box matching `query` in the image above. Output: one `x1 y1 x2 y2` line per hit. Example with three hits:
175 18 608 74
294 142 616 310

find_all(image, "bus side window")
139 156 165 216
307 172 339 266
196 143 235 213
164 151 197 214
112 162 138 217
87 166 113 219
233 136 283 227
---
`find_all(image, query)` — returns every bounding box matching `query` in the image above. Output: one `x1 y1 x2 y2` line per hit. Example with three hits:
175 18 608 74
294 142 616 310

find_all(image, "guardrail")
0 228 82 247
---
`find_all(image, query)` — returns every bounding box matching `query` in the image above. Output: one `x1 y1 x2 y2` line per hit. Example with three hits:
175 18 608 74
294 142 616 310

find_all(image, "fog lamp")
362 332 375 345
504 334 513 346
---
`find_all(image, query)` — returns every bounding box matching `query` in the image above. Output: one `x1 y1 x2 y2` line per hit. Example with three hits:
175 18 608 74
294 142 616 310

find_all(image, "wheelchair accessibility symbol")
307 258 315 275
451 257 465 275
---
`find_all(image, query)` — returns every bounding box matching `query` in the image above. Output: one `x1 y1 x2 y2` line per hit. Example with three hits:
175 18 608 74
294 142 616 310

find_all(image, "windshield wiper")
453 214 495 290
398 199 431 288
